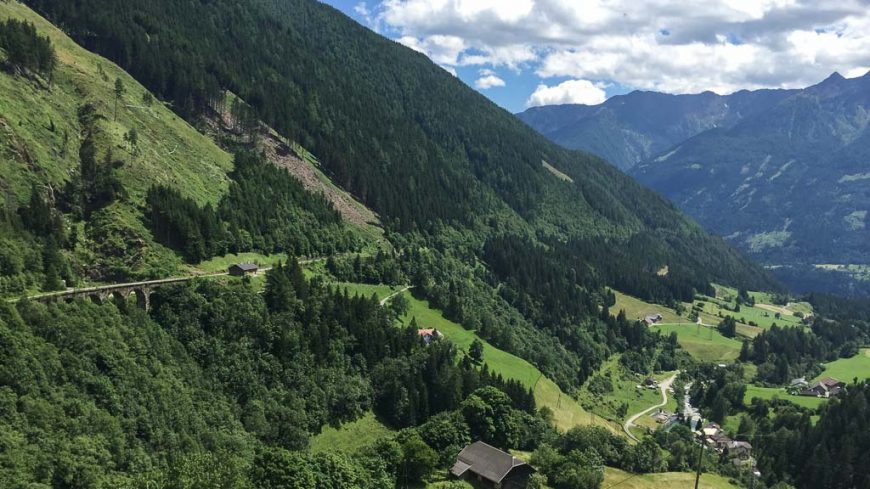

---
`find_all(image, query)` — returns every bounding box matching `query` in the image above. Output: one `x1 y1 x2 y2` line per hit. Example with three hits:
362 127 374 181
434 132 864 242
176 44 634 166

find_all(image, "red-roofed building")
417 328 443 345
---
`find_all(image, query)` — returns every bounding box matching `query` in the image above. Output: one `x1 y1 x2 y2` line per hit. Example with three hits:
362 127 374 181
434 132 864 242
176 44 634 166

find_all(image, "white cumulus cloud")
360 0 870 102
397 34 466 66
527 80 607 107
475 73 506 89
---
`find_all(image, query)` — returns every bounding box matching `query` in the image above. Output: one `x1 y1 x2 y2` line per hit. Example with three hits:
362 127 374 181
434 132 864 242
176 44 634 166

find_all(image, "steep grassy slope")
603 467 740 489
0 2 381 292
25 0 778 295
0 1 232 208
0 1 237 289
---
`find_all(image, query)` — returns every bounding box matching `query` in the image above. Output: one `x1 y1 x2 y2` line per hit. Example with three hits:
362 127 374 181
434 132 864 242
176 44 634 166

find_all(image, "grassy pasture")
0 1 233 208
812 348 870 384
603 467 739 489
743 385 825 410
651 323 742 363
577 355 675 426
693 296 805 331
612 290 687 324
309 412 392 454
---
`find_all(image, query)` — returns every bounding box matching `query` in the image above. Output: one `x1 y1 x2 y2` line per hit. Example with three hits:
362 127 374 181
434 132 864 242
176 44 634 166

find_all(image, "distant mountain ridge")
521 72 870 295
632 72 870 266
518 88 796 171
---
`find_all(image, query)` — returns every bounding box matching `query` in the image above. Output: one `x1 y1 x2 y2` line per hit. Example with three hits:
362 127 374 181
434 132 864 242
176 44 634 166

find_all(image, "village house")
450 441 535 489
701 422 721 438
708 433 732 451
799 377 845 398
726 440 753 460
228 263 259 277
417 328 443 345
650 409 676 425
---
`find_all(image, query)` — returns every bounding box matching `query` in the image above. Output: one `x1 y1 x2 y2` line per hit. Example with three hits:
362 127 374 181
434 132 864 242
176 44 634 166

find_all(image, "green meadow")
651 323 742 363
743 385 825 410
309 412 393 454
612 290 689 324
813 349 870 384
577 355 676 426
603 467 739 489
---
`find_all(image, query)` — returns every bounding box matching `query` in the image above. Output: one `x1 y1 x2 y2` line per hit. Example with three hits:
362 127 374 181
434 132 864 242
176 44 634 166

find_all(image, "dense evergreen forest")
690 366 870 488
680 295 870 488
0 262 547 487
147 151 357 262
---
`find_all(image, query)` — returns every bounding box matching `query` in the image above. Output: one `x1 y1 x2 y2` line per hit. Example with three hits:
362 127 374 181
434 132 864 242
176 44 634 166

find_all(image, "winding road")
623 372 679 442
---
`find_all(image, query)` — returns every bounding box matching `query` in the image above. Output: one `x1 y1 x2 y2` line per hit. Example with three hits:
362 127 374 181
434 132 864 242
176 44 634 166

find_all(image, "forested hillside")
23 0 776 294
630 73 870 295
0 1 365 296
0 263 552 487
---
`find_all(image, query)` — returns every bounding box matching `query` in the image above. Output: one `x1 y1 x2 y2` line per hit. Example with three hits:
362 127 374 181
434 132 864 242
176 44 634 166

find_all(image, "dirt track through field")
623 372 678 442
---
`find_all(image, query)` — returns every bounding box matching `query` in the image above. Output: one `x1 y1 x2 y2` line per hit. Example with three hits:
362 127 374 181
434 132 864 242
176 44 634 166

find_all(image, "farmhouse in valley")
417 328 443 345
228 263 259 277
450 441 535 489
799 377 845 398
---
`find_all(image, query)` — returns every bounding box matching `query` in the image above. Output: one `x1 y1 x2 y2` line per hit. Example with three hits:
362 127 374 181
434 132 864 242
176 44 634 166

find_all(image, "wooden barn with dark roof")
228 263 259 277
450 441 535 488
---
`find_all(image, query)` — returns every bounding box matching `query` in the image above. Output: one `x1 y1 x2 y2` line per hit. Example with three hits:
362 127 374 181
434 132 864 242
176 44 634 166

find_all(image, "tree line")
0 18 56 77
740 315 870 385
146 151 358 263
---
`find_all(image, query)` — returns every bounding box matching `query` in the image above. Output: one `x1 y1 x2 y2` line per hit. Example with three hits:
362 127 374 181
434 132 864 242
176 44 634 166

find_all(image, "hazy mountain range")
519 72 870 295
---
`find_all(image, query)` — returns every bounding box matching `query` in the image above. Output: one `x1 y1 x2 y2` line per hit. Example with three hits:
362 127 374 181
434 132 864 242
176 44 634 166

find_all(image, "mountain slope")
631 72 870 279
0 1 232 207
24 0 777 295
0 1 373 295
517 88 794 171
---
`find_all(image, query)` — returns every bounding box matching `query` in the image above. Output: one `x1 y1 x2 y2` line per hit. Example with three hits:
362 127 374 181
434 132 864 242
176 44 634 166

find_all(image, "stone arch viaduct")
23 274 224 311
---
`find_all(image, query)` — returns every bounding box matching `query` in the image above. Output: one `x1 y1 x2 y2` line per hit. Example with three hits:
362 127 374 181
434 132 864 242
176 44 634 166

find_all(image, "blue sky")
320 0 870 114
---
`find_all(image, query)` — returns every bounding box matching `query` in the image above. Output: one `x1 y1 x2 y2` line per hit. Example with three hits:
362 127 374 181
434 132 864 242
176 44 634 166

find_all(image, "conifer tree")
113 77 125 121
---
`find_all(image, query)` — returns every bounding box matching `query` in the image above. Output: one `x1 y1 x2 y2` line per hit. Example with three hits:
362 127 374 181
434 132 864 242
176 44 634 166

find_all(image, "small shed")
644 313 663 325
228 263 259 277
450 441 534 489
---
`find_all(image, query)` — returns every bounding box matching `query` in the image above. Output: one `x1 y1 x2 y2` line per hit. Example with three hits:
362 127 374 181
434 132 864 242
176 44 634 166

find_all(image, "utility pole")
694 433 706 489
